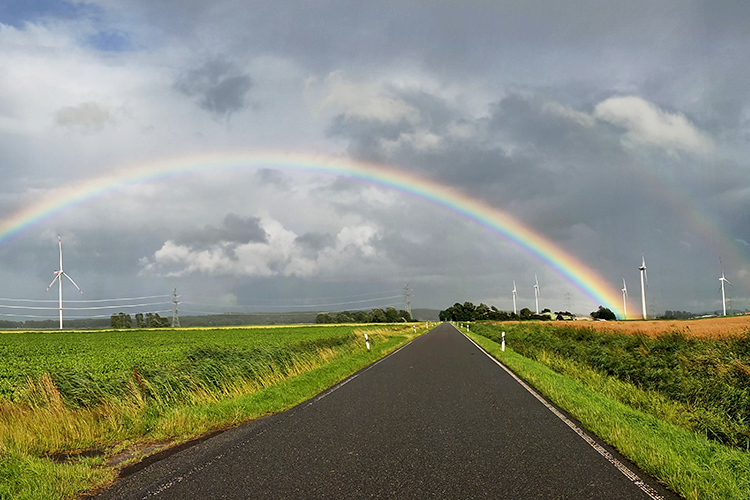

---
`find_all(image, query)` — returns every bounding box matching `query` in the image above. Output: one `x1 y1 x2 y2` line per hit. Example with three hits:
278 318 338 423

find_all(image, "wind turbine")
46 235 83 329
621 278 628 319
638 256 648 320
719 270 732 317
533 274 540 315
512 281 518 315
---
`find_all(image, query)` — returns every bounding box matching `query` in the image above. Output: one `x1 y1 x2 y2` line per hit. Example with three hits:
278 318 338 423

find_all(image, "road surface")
93 323 680 499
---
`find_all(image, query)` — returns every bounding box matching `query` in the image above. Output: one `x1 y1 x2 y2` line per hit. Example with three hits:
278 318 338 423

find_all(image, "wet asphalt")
92 323 681 499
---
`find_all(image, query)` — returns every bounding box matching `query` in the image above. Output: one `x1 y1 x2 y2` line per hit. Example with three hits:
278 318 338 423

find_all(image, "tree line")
439 301 615 322
110 312 171 329
316 307 412 324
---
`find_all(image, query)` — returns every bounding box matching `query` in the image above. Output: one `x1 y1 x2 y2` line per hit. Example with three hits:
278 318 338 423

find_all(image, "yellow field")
562 315 750 339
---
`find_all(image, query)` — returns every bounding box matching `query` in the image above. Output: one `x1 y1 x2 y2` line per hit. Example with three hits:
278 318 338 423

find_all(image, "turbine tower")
46 235 83 330
638 256 648 320
719 271 732 317
512 281 518 315
533 274 540 315
621 278 628 319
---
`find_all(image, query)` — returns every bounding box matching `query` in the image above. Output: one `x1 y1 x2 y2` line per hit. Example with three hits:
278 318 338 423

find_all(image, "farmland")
0 324 423 500
579 314 750 339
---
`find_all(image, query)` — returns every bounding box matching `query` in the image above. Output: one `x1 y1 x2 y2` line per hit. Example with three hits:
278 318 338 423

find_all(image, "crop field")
578 314 750 339
0 323 422 500
0 325 372 403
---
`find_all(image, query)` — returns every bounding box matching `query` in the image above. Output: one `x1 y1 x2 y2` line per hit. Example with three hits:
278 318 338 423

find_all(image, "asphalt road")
93 323 680 499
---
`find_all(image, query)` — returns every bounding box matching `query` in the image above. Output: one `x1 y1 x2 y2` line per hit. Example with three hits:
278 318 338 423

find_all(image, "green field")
0 325 372 405
0 324 423 500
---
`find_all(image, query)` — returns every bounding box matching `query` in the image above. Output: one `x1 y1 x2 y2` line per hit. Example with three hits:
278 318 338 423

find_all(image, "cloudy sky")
1 0 749 320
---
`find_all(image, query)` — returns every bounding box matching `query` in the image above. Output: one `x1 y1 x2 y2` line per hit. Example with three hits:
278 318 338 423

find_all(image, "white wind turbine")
512 281 518 316
638 256 648 320
533 274 540 315
621 278 628 319
46 235 83 329
719 270 732 317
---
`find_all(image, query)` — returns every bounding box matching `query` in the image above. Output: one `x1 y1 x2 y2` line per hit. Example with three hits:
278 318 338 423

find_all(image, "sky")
1 0 749 320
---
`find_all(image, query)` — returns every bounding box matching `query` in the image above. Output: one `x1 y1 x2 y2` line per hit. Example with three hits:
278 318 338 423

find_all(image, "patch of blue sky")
0 0 99 28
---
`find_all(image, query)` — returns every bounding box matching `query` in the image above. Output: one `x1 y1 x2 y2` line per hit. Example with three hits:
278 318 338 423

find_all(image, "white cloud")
55 101 112 131
310 71 420 125
140 217 382 278
594 95 714 155
542 101 596 127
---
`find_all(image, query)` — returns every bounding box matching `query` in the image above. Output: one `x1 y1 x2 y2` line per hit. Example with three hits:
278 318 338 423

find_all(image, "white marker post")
365 333 370 351
502 331 506 352
413 325 416 333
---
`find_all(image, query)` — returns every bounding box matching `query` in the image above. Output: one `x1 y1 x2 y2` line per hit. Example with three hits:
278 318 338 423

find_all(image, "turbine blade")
62 272 83 294
46 274 61 291
58 234 63 271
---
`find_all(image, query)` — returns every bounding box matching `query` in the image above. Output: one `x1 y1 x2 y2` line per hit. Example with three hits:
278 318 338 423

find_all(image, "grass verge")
0 325 423 500
466 330 750 500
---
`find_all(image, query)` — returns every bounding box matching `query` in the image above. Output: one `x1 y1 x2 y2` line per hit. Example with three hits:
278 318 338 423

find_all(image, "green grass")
0 324 424 500
467 325 750 500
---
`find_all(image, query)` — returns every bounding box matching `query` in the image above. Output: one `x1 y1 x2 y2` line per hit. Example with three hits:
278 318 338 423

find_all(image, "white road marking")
460 328 665 500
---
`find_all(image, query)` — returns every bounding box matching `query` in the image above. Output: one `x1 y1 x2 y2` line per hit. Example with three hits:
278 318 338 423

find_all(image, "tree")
519 307 533 320
335 312 353 323
370 308 387 323
590 306 616 321
316 313 334 324
141 312 170 328
111 312 132 329
384 307 400 322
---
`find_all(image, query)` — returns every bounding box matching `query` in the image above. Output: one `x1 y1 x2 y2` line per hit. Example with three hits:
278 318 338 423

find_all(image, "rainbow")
0 151 625 316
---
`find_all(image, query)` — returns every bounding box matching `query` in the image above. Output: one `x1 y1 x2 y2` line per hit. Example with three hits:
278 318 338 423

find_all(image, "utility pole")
404 283 412 316
172 288 180 328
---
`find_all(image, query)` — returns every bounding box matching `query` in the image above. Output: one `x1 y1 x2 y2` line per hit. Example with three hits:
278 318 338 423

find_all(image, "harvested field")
565 315 750 339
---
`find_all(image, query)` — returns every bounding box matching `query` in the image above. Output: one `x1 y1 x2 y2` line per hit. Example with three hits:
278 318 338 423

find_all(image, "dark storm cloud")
178 214 267 247
174 58 254 118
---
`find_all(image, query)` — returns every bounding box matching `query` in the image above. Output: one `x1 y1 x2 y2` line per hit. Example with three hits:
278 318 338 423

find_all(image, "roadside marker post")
365 333 370 351
502 331 506 352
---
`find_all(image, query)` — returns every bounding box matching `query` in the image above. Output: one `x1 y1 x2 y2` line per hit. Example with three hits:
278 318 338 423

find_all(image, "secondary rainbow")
0 151 625 316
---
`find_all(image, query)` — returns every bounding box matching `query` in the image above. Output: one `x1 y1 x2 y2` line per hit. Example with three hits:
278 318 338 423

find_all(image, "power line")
0 294 173 303
0 301 171 311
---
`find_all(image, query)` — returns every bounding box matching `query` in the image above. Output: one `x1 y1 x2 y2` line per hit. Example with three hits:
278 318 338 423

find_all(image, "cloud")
177 213 267 247
55 101 111 132
314 71 420 125
175 57 254 118
141 216 382 278
594 96 714 155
